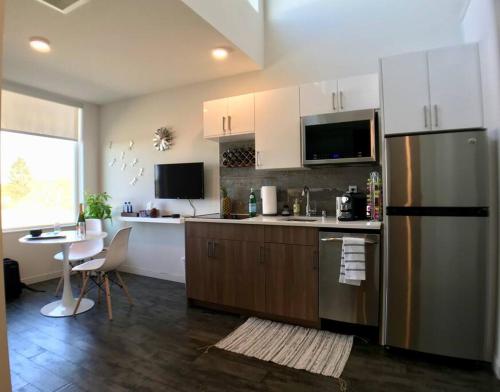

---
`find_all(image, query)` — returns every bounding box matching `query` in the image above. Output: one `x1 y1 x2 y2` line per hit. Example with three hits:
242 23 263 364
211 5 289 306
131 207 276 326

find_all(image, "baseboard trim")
22 271 61 285
494 354 500 379
118 265 185 284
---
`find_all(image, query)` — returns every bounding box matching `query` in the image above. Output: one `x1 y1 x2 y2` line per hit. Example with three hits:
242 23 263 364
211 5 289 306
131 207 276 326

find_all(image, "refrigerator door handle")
321 237 377 245
423 106 428 128
434 104 439 127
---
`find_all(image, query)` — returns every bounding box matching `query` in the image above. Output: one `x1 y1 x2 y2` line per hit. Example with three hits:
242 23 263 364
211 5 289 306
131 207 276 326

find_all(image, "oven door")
302 109 377 165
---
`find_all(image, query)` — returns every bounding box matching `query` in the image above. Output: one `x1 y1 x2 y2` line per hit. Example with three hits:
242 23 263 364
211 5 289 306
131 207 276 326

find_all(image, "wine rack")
220 147 256 168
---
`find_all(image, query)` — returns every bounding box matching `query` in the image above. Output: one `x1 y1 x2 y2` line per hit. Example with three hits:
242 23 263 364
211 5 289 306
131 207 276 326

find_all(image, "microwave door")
302 109 377 165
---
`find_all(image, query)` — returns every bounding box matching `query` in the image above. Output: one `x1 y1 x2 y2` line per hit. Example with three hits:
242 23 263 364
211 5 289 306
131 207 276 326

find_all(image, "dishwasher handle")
321 237 377 245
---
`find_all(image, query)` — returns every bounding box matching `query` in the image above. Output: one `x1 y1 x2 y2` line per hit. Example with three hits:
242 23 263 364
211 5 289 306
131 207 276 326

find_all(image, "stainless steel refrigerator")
385 129 489 360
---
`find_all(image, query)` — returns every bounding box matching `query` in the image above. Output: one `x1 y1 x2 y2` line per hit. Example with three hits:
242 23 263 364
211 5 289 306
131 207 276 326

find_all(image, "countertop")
185 214 382 230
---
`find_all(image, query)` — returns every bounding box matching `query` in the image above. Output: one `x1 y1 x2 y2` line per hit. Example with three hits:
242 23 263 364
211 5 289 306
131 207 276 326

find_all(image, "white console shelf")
119 216 185 224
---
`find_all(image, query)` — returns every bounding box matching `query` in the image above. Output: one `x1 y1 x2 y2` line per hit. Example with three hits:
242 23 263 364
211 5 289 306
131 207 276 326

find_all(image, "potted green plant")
84 192 112 221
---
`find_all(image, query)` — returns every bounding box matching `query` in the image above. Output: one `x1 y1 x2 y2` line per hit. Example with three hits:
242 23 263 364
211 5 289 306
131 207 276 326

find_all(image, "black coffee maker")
337 190 367 221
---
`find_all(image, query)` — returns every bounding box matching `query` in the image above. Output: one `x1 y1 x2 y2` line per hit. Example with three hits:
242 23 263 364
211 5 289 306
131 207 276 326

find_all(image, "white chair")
72 227 133 320
53 218 105 296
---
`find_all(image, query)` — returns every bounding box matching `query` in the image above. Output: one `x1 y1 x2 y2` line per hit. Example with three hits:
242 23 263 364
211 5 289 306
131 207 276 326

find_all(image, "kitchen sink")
280 217 319 222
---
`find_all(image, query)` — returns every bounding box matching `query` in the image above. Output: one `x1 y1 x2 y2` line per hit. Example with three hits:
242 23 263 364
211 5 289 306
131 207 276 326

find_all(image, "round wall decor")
153 127 173 151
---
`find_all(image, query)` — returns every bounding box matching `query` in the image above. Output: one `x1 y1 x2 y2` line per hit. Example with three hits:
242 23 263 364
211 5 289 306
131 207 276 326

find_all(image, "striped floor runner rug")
215 317 353 378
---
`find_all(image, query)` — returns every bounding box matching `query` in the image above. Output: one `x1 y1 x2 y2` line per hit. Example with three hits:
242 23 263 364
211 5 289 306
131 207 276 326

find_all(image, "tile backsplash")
219 141 381 217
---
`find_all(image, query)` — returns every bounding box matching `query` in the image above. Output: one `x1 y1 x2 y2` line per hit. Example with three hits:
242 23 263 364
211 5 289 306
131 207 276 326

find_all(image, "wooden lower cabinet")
185 237 213 302
185 222 319 326
186 234 266 313
264 243 318 323
213 239 266 312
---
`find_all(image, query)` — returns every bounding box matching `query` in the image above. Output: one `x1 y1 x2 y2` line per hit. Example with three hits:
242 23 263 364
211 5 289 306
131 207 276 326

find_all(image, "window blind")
1 90 79 140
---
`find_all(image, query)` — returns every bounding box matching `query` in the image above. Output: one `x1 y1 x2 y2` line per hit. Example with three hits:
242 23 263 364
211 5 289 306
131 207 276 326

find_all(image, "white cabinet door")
338 73 379 111
227 93 254 135
381 51 430 135
428 44 483 131
299 80 338 116
203 98 227 138
255 86 302 170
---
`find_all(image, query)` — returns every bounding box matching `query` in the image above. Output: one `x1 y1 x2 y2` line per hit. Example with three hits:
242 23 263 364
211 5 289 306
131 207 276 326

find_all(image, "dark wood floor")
5 273 500 392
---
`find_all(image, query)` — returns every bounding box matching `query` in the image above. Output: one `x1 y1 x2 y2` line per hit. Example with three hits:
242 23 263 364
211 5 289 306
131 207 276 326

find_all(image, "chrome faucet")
302 186 311 216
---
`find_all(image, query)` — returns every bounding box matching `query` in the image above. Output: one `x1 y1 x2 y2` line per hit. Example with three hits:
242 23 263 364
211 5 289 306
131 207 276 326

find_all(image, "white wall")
182 0 264 67
100 85 220 282
1 101 101 283
100 0 465 283
462 0 500 375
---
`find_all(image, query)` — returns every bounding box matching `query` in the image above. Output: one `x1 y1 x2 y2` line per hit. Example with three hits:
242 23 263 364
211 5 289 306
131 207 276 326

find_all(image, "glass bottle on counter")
77 203 86 237
249 188 257 217
293 198 300 216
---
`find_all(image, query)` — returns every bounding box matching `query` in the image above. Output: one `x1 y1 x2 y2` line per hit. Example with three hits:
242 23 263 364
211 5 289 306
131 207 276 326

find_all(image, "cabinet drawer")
264 226 318 246
186 222 264 242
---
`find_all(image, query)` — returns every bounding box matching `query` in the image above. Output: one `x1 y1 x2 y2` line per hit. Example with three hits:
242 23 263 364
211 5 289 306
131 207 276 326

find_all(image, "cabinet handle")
228 115 232 132
423 106 428 128
313 250 318 270
207 240 212 257
332 92 336 111
212 241 216 258
256 151 261 167
222 116 226 133
434 104 439 127
339 91 344 110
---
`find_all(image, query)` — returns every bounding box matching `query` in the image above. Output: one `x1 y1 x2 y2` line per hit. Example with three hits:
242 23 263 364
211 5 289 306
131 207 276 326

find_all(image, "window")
247 0 259 12
0 90 81 230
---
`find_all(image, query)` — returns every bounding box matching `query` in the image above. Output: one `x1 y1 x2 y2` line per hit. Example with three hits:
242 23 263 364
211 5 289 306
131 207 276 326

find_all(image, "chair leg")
97 272 102 304
54 276 63 296
73 272 90 316
115 271 133 306
104 274 113 321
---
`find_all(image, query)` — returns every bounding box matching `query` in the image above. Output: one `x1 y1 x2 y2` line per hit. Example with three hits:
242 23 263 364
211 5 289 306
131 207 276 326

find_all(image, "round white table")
19 230 108 317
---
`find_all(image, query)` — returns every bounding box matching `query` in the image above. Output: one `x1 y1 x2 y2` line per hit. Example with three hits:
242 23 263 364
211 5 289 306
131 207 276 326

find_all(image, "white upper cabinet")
337 73 379 112
226 93 254 135
381 51 430 135
300 73 379 117
299 80 338 116
381 43 483 135
427 44 483 131
203 93 255 139
203 98 227 138
255 86 302 170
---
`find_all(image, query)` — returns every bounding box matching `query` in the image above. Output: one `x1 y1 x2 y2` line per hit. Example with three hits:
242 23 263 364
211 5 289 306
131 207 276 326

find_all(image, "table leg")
40 243 95 317
61 243 74 308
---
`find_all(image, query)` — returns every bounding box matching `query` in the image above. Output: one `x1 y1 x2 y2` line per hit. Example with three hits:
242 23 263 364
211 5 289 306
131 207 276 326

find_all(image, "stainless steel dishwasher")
319 231 381 326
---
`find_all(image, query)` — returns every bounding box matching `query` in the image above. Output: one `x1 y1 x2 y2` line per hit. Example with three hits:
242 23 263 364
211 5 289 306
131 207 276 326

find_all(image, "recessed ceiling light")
29 37 51 53
211 47 232 60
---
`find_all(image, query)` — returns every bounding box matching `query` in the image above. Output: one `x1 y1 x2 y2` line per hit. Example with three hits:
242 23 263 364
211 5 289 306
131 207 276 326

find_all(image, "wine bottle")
77 203 86 236
249 188 257 217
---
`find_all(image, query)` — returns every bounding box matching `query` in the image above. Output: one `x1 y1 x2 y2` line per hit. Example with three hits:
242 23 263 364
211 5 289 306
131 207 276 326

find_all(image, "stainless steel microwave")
301 109 377 165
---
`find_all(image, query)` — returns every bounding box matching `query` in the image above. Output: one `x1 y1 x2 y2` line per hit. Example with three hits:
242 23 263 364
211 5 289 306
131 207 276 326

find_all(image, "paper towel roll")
261 186 277 215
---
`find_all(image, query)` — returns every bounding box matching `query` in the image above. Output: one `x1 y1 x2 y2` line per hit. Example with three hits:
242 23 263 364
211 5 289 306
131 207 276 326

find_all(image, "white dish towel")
339 237 366 286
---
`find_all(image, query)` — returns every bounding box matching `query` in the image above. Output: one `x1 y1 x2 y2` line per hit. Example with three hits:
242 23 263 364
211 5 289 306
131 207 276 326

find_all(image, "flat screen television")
154 162 204 199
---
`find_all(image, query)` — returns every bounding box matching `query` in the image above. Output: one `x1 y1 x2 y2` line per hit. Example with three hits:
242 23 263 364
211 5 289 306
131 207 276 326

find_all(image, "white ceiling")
3 0 260 104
